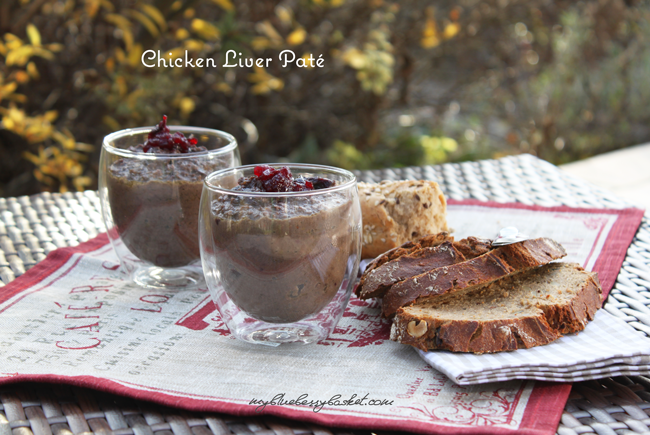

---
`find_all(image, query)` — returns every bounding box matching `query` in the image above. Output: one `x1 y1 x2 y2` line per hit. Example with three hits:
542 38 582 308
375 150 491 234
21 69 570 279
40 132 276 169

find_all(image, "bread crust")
358 234 492 300
382 238 567 317
390 264 603 354
358 241 467 300
361 232 452 281
540 271 602 334
391 315 561 353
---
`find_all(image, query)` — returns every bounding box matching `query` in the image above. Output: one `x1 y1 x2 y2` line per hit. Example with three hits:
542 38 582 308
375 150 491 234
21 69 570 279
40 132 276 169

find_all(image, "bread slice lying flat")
391 263 603 354
382 237 567 317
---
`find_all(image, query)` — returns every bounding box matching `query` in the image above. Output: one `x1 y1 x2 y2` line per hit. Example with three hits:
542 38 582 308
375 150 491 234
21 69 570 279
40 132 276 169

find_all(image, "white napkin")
418 310 650 385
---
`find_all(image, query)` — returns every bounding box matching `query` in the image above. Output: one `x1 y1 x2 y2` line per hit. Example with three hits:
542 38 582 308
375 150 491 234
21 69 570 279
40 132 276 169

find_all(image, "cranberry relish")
235 165 336 192
129 115 206 154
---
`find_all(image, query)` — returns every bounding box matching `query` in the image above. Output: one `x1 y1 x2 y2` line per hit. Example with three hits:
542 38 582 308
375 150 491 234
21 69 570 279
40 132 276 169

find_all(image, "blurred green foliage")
0 0 649 195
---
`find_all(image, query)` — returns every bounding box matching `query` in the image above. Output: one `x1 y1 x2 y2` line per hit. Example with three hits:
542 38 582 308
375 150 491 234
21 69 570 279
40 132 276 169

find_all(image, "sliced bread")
382 237 567 317
361 232 453 281
358 234 493 300
358 241 467 300
390 262 603 353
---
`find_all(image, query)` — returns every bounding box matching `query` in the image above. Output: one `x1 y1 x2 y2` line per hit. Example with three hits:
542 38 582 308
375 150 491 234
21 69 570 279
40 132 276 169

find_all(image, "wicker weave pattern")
0 384 350 435
1 154 650 435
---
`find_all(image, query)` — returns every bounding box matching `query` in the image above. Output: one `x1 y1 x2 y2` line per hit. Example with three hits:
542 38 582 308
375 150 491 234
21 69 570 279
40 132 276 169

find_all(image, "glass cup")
99 125 239 289
199 164 362 345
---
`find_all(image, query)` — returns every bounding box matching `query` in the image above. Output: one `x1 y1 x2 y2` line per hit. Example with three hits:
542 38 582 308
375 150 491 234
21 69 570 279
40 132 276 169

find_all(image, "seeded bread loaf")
391 263 603 353
358 180 448 259
382 237 567 317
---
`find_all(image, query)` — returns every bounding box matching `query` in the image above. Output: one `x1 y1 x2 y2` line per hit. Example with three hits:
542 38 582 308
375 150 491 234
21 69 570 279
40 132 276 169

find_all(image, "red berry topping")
234 165 336 192
142 115 198 153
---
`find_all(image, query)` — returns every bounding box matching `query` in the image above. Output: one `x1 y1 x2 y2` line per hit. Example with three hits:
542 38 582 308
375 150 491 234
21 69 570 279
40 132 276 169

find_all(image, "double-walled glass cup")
99 126 239 288
199 164 362 345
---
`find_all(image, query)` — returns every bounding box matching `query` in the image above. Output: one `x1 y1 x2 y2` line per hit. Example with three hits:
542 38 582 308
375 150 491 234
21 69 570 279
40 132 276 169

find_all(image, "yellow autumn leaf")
168 47 185 59
191 18 220 40
105 56 115 74
251 82 269 94
52 129 76 150
0 81 18 96
286 27 306 46
73 176 93 192
85 0 100 18
175 28 190 40
8 93 27 103
256 21 283 44
44 110 58 122
14 70 29 83
126 9 159 37
342 48 366 69
214 82 232 94
275 5 293 26
4 34 23 50
184 39 205 52
248 66 284 94
421 17 440 48
210 0 234 11
140 4 167 31
46 43 64 52
114 47 126 63
104 14 131 31
443 22 460 40
26 61 39 79
251 36 272 51
179 97 195 117
23 150 42 166
26 24 41 46
127 43 143 67
5 46 55 66
105 14 134 50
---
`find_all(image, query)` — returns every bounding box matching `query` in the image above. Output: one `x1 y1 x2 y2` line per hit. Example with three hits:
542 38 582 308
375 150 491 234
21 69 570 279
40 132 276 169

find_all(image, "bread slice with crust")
358 241 467 300
390 263 602 354
382 237 567 317
361 232 453 280
357 234 493 300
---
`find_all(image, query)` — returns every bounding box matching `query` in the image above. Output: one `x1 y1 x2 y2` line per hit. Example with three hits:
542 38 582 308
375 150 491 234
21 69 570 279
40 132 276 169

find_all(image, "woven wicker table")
1 154 649 435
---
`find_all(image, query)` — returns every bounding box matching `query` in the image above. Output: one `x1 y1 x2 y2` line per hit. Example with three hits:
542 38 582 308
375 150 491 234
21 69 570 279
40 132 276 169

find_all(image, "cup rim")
103 125 238 159
203 163 357 197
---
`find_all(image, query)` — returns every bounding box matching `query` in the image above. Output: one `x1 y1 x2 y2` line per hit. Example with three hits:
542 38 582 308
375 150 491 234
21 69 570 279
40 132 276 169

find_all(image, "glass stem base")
133 267 204 289
237 323 329 346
